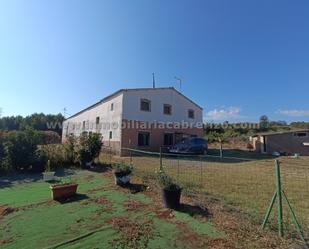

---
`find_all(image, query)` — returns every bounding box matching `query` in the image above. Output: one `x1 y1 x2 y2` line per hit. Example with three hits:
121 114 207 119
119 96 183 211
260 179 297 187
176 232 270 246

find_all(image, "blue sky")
0 0 308 122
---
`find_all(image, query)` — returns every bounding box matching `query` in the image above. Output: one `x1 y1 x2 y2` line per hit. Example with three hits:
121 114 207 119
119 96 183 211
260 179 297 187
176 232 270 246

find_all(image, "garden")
0 131 305 248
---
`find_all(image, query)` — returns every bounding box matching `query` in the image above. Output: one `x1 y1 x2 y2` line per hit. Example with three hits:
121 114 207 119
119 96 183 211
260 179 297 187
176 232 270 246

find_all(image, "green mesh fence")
99 147 309 238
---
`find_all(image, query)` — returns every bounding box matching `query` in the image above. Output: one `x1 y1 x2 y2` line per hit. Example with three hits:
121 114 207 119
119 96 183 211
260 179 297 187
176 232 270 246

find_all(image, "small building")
62 87 203 155
250 130 309 156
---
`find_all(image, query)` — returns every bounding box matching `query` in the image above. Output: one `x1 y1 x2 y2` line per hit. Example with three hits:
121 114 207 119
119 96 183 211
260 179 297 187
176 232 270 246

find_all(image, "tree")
0 113 64 135
259 115 269 131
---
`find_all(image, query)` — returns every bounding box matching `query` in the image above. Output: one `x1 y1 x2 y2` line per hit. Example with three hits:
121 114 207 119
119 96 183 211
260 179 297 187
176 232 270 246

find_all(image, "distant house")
62 87 203 155
250 130 309 156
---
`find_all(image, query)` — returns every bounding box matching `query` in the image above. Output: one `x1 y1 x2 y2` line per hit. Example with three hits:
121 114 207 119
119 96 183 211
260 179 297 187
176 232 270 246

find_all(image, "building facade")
251 130 309 156
62 87 203 154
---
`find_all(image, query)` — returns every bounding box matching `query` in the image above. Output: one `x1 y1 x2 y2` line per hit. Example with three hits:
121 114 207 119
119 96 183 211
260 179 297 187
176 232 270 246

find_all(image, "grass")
0 169 225 249
100 150 309 237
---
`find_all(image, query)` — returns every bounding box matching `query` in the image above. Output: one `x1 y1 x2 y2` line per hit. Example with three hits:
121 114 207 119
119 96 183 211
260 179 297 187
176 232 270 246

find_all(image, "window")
96 117 100 129
140 99 151 112
294 132 307 137
110 103 114 111
82 121 86 130
163 104 172 115
188 109 195 119
138 132 150 146
164 133 174 146
109 131 113 139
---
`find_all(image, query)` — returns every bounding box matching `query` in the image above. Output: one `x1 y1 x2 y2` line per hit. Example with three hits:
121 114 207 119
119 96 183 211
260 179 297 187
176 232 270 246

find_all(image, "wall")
122 88 203 124
252 136 265 153
62 88 204 155
265 132 309 156
62 92 123 151
121 119 204 154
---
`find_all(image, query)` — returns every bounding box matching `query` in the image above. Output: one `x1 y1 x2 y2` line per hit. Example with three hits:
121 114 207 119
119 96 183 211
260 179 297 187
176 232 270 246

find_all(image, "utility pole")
175 76 182 92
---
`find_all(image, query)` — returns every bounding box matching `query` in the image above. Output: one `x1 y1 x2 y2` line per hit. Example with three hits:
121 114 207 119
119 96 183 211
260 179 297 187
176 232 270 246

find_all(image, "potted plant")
157 171 182 210
112 163 133 186
42 160 56 182
49 177 78 201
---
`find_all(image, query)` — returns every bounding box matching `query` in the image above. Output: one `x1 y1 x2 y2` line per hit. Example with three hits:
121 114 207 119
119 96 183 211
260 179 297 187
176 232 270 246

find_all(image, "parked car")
168 137 208 155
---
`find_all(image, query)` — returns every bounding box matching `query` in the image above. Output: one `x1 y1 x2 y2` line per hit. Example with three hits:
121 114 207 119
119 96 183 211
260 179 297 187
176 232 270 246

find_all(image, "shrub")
41 131 61 144
31 148 48 172
112 163 133 177
51 176 74 187
38 135 80 169
157 170 181 191
37 144 68 170
0 136 4 162
4 128 43 171
64 134 77 164
77 132 102 166
0 137 12 172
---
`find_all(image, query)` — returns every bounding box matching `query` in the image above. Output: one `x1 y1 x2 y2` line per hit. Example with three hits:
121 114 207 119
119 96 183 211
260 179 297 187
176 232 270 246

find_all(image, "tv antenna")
63 107 67 118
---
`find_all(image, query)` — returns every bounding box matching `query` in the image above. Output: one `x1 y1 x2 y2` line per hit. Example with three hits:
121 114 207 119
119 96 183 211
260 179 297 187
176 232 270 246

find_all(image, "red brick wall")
121 119 203 153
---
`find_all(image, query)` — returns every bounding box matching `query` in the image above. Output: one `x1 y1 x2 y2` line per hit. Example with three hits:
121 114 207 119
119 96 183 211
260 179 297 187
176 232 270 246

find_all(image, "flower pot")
50 184 78 201
43 172 55 182
161 188 182 209
80 160 92 169
113 173 132 186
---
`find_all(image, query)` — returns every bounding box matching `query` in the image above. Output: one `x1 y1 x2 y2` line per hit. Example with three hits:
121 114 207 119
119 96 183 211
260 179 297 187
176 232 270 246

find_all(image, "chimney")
152 73 156 88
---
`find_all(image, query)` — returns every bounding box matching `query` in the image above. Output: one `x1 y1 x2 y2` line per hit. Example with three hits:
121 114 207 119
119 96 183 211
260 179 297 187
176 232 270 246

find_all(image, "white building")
62 87 203 154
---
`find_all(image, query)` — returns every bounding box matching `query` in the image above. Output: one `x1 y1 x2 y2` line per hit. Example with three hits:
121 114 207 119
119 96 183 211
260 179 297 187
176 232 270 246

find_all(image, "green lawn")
0 169 224 249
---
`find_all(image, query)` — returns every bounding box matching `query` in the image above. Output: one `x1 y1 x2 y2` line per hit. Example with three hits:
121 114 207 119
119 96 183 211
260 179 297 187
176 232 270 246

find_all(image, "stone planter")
50 184 78 201
43 172 55 182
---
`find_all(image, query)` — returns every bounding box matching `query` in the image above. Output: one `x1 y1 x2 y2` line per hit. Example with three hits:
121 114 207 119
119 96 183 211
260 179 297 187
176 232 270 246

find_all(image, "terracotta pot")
50 184 78 201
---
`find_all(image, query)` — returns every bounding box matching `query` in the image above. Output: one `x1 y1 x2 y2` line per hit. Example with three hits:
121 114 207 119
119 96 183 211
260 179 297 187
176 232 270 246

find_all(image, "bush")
37 144 67 170
0 130 102 172
41 131 61 144
0 136 12 172
0 136 4 162
112 163 132 177
157 170 181 191
64 134 77 164
77 132 102 166
2 128 44 171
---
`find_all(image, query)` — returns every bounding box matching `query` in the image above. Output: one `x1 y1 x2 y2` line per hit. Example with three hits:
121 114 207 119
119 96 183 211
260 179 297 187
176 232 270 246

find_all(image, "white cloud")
205 106 241 121
278 109 309 117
